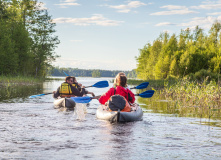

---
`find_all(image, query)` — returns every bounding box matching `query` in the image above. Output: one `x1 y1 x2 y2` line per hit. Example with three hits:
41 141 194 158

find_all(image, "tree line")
49 67 137 78
136 22 221 81
0 0 59 77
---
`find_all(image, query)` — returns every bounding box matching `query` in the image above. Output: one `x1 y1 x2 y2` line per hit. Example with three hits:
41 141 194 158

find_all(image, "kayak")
54 97 76 109
96 103 143 123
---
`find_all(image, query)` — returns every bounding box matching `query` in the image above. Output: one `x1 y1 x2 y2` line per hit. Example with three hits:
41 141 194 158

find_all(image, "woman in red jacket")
99 73 135 105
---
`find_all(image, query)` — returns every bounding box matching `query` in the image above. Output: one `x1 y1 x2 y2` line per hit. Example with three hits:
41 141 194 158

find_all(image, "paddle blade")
137 90 155 98
134 82 149 89
92 80 109 88
29 93 52 98
71 96 92 103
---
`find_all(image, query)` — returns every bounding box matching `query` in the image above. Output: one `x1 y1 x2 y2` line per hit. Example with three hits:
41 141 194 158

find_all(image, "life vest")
59 82 73 98
72 83 78 89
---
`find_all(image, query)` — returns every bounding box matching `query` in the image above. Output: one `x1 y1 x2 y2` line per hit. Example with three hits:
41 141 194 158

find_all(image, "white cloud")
53 14 124 26
155 22 176 26
54 0 80 8
179 16 221 29
191 0 221 9
191 4 221 9
207 12 221 15
151 9 198 15
63 0 77 2
108 1 147 13
151 5 198 15
161 5 187 10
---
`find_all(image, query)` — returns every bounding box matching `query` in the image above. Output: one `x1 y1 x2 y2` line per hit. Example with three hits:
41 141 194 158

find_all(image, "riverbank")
0 75 44 88
128 78 221 120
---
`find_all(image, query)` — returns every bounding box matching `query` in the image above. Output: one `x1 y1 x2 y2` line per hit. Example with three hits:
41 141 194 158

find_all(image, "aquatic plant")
0 75 44 88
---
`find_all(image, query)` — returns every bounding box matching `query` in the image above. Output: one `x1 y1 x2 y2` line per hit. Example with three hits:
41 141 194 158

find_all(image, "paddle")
71 90 155 103
130 82 149 89
29 93 52 98
29 81 109 98
84 80 109 88
134 90 155 98
63 71 69 76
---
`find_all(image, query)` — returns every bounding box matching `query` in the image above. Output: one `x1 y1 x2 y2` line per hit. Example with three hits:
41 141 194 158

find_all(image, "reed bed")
0 75 44 87
162 79 221 119
129 78 221 120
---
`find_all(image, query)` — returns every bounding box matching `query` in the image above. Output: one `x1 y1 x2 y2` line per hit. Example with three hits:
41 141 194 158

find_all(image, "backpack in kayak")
108 95 126 111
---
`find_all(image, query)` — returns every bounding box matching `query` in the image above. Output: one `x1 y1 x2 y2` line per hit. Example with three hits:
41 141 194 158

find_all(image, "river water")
0 77 221 160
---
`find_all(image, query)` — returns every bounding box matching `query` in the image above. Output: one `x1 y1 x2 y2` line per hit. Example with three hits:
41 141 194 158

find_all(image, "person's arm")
87 91 95 97
99 88 114 105
53 87 60 99
71 86 85 97
128 89 135 103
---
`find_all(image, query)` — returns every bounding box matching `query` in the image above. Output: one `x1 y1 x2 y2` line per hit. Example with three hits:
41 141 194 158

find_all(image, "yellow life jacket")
59 82 72 97
72 83 78 88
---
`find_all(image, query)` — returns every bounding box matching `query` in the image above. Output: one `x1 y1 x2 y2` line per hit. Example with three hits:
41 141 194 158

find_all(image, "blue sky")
39 0 221 70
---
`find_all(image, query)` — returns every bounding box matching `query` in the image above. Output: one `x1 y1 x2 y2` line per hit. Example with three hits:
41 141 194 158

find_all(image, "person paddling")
97 73 135 112
71 76 95 97
53 76 91 98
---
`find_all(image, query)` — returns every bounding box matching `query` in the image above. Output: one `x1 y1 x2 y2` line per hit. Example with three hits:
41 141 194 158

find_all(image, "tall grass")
0 75 44 87
129 77 221 120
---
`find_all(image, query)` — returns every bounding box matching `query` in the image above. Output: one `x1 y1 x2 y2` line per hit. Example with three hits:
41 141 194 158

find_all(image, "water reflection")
0 84 43 103
98 122 135 159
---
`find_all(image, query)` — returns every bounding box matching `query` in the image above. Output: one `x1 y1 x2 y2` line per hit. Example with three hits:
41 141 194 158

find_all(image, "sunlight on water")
74 103 87 121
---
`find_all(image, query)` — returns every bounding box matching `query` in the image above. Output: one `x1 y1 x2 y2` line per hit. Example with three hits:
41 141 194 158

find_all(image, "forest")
136 22 221 82
0 0 59 77
49 67 137 78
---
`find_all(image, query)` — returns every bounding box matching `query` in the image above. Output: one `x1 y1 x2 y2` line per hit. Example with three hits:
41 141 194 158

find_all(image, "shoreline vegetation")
0 76 44 88
128 78 221 121
133 21 221 120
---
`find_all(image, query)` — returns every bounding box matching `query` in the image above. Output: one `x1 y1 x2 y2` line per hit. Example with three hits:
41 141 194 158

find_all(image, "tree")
92 70 101 77
30 8 60 77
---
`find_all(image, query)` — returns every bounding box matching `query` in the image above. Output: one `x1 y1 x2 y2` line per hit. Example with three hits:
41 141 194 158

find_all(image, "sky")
39 0 221 71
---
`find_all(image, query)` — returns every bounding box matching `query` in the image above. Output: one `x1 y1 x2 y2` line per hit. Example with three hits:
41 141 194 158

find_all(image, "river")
0 77 221 159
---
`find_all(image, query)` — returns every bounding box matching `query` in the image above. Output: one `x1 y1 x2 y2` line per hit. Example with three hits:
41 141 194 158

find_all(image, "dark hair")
65 76 72 82
116 74 127 87
71 76 76 82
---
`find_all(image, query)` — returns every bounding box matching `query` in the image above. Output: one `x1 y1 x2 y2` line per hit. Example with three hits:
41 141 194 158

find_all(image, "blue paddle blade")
29 93 52 98
29 94 47 98
92 80 109 88
71 96 92 103
135 82 149 89
138 90 155 98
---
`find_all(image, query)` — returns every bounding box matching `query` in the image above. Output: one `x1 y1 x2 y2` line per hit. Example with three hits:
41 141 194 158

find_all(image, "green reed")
0 75 44 87
130 78 220 121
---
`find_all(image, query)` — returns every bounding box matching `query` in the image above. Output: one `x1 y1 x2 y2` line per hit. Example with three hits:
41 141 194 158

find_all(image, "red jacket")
99 86 135 105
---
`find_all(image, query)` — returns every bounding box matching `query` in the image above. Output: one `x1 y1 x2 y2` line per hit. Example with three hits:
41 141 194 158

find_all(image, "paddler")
71 76 95 97
96 73 135 112
53 76 91 98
